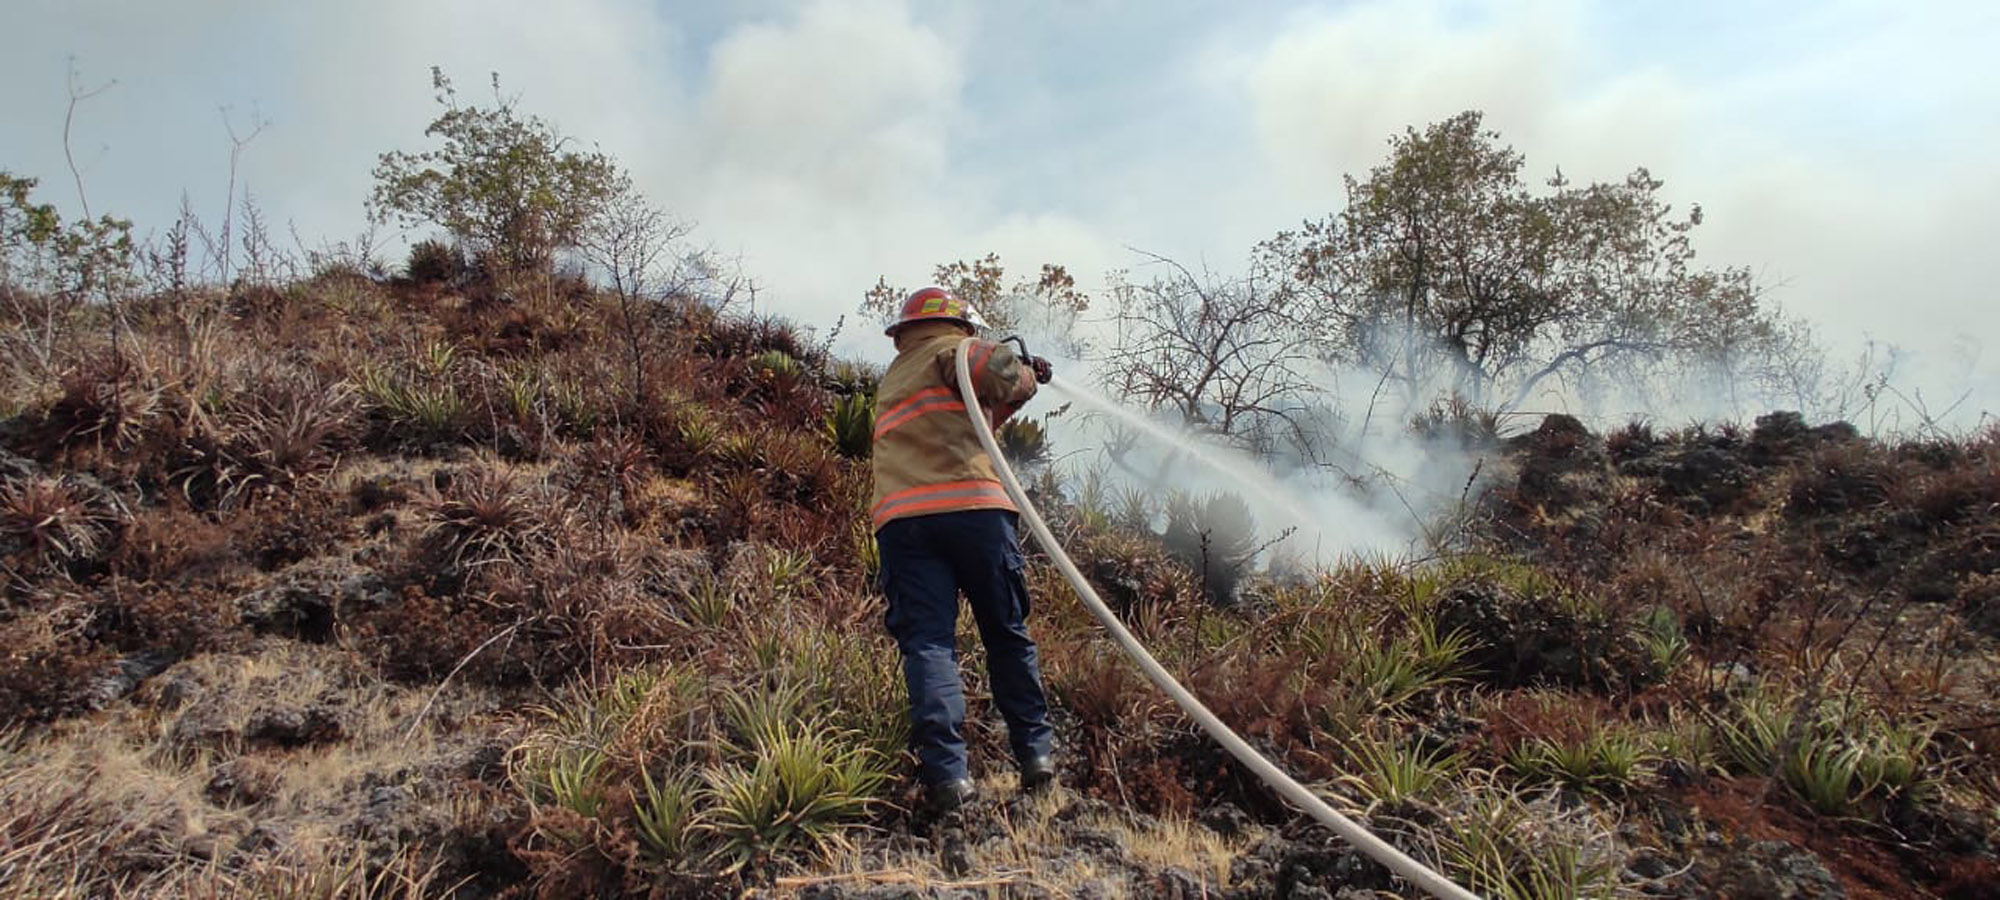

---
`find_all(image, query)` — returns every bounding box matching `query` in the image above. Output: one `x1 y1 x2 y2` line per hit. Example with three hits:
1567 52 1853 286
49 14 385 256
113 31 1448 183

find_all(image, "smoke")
1025 343 1489 569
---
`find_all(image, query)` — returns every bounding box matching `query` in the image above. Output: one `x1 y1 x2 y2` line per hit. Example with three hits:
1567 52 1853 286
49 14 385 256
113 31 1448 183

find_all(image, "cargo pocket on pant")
1004 546 1031 622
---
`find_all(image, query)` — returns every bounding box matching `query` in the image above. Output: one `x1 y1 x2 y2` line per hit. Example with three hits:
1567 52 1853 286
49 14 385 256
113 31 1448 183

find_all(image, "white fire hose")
954 339 1482 900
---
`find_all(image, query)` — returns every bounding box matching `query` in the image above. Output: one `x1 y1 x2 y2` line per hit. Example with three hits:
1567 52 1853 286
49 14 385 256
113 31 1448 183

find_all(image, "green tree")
369 69 630 273
862 253 1090 353
1 170 134 302
1262 110 1788 412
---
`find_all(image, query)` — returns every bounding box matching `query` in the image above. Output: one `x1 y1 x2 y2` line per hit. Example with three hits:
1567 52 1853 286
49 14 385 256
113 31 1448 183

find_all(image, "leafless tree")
578 187 692 412
1102 249 1321 459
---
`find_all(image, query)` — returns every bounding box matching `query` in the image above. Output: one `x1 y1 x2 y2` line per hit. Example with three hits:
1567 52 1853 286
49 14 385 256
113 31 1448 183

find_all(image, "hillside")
0 253 1995 900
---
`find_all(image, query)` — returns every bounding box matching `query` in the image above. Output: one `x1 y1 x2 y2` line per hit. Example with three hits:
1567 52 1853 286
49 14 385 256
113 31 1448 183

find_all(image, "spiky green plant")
1649 708 1722 775
782 630 908 759
751 349 802 379
1640 605 1689 676
852 520 880 582
357 361 465 442
675 408 720 458
499 363 545 427
413 337 458 379
1854 719 1936 799
1435 786 1625 900
823 392 874 460
1714 684 1937 814
1783 737 1872 816
761 548 815 599
537 746 607 820
550 377 599 436
719 677 809 748
715 432 763 470
635 767 701 866
702 682 890 872
1715 686 1800 774
744 630 788 675
703 725 887 873
1507 728 1654 796
825 360 878 396
679 575 736 630
1337 729 1466 809
1341 616 1471 712
997 419 1049 466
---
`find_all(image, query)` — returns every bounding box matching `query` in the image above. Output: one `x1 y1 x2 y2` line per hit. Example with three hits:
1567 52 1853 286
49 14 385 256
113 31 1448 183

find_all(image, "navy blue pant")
877 509 1053 786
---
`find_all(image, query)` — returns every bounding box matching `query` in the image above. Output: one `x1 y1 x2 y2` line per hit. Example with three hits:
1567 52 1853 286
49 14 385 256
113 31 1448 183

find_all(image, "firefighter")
871 285 1057 812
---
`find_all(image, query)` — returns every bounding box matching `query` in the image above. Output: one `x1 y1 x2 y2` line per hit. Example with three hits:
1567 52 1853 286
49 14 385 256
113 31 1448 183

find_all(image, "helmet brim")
884 302 986 337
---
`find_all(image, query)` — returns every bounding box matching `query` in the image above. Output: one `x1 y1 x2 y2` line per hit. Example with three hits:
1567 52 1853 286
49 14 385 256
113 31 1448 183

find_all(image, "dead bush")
0 594 111 720
0 474 125 575
106 501 237 584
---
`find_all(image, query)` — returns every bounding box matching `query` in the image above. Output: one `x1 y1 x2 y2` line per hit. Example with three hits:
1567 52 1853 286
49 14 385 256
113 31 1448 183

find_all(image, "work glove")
1030 356 1053 384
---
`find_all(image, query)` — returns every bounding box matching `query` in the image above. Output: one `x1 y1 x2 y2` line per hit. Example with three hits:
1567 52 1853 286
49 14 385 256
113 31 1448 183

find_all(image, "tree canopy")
369 69 630 274
862 253 1090 353
1260 110 1792 412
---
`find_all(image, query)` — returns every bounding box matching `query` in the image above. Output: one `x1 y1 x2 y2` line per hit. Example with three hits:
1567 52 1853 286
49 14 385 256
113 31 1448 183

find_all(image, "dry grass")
4 223 1998 898
0 640 503 897
797 775 1258 899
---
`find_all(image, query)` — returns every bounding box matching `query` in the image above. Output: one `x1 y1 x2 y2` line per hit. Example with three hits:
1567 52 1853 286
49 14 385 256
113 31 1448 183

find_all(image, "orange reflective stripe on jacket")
967 340 995 382
872 386 965 440
870 479 1015 529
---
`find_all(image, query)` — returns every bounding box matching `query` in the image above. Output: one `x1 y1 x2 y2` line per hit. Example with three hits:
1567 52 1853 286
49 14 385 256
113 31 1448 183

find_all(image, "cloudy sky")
7 0 1998 419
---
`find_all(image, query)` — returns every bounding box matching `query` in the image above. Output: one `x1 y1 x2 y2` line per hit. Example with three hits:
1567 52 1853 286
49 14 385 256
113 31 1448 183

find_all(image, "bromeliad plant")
1336 726 1468 810
703 709 888 874
513 667 894 878
0 475 120 572
1714 681 1940 816
823 391 874 460
1506 727 1655 797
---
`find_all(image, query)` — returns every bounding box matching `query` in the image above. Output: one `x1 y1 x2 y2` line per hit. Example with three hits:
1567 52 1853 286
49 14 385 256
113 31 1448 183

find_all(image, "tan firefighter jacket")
869 321 1040 531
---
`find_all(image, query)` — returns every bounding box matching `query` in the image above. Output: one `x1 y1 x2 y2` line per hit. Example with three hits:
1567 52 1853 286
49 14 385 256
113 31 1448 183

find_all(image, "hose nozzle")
1001 335 1053 384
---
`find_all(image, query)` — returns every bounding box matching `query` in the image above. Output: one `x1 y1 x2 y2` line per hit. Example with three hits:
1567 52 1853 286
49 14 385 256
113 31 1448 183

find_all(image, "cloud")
7 0 1996 421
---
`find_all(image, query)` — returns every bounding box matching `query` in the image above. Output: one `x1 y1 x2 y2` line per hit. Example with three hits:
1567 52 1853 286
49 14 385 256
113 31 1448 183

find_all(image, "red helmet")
886 286 986 336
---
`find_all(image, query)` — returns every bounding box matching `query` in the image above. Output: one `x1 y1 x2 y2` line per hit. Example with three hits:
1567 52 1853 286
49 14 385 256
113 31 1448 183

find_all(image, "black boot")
1019 755 1057 794
926 777 976 813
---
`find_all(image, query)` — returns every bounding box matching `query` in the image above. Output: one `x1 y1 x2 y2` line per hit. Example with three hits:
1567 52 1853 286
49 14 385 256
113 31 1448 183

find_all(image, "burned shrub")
1655 445 1752 513
37 352 167 459
108 502 237 583
1606 420 1662 471
238 487 354 571
1748 410 1812 465
1073 527 1200 616
0 595 114 721
1433 563 1654 692
1163 491 1259 606
1787 443 1890 519
1500 415 1614 516
1409 394 1501 452
94 579 241 656
405 239 465 285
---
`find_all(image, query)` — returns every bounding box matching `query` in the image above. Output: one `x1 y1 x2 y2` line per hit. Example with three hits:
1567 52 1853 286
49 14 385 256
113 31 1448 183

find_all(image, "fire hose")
955 338 1483 900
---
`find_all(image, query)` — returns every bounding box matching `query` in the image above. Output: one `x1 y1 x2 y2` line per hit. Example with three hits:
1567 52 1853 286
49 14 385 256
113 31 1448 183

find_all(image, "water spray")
955 339 1481 900
1042 375 1327 549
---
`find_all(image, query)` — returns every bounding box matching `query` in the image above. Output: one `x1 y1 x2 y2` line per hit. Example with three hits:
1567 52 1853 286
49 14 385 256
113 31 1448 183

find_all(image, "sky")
6 0 1999 425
